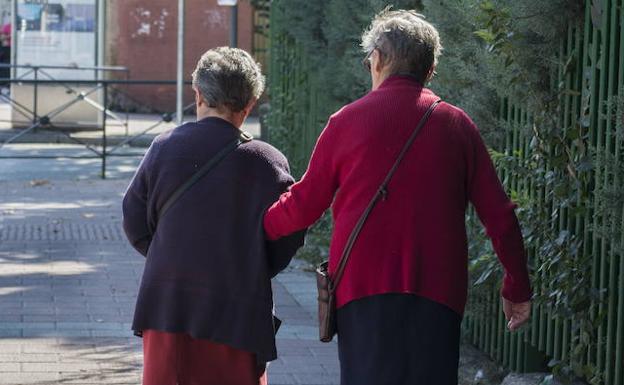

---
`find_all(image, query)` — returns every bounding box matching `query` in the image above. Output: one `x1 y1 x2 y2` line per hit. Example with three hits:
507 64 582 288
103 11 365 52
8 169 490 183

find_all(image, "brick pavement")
0 179 339 385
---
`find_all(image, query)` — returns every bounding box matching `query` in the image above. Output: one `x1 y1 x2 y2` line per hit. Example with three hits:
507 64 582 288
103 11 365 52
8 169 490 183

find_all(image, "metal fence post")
176 0 185 126
101 83 108 179
230 4 238 48
33 67 38 126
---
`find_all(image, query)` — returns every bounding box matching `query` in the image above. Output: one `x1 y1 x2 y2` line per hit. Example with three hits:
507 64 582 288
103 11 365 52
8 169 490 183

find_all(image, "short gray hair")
191 47 265 112
361 9 442 84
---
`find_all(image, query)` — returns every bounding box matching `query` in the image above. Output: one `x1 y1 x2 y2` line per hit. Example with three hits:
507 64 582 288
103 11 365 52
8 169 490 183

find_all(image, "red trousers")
142 330 268 385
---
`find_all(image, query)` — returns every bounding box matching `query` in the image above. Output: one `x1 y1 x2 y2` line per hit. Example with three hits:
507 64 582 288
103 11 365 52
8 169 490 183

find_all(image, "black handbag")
316 99 441 342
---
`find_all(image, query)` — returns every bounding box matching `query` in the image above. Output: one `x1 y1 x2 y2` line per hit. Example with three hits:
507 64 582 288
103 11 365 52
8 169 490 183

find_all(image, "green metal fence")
265 1 341 177
267 1 624 384
464 2 624 384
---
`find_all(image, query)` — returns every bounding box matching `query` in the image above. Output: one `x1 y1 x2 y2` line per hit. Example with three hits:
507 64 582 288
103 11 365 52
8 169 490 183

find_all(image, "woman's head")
361 9 442 87
191 47 265 117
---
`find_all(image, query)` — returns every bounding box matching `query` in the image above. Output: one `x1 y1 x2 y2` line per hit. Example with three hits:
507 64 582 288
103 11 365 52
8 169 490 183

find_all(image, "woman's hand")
502 297 531 332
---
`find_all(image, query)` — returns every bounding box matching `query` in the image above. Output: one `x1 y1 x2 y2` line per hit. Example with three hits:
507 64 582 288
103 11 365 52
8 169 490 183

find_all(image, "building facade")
106 0 255 112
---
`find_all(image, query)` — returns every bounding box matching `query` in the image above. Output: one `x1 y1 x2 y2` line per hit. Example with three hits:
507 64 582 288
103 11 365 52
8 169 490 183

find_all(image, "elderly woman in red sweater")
264 9 532 385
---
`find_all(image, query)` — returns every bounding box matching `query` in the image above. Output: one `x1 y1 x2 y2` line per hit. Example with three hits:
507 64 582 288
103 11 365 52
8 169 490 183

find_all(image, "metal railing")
463 2 624 384
0 63 131 129
0 75 194 178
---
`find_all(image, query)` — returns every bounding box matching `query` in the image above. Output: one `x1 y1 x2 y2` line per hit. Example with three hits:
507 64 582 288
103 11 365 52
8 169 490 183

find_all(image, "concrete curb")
0 130 156 148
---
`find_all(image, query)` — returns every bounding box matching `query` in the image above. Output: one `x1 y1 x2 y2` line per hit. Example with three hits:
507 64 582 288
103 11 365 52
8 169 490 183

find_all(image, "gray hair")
191 47 265 113
361 9 442 83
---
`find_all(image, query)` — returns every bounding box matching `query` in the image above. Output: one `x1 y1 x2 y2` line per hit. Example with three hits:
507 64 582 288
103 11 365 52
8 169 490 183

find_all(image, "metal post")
33 67 38 125
10 0 16 79
230 4 238 48
101 83 107 179
97 0 106 131
97 0 105 78
176 0 185 126
125 70 130 136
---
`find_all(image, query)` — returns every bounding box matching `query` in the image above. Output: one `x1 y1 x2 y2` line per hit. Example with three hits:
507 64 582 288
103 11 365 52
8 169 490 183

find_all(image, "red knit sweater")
264 76 532 315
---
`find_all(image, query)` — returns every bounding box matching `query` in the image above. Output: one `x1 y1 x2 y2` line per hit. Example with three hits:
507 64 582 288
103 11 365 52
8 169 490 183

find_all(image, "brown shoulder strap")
330 99 442 291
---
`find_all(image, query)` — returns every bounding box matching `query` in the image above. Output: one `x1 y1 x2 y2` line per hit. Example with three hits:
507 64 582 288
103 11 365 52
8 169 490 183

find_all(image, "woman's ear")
194 88 204 107
426 65 436 82
373 49 385 75
243 98 258 117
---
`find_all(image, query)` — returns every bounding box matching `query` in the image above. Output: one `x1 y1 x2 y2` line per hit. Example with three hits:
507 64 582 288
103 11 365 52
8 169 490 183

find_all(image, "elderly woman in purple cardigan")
122 47 304 385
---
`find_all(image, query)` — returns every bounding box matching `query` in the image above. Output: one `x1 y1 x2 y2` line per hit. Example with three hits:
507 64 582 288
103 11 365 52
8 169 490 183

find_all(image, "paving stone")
0 362 20 372
22 362 101 372
0 322 55 329
295 373 341 385
22 329 92 338
24 314 91 322
0 315 21 322
21 341 64 353
0 372 59 384
0 342 23 353
0 329 22 337
266 373 297 385
0 353 58 362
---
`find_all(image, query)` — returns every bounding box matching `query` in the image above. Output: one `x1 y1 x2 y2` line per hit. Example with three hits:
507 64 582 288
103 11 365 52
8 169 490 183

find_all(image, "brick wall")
106 0 254 112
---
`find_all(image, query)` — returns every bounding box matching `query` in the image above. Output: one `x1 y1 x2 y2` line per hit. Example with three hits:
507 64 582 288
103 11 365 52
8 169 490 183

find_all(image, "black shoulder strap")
330 99 442 290
157 130 253 222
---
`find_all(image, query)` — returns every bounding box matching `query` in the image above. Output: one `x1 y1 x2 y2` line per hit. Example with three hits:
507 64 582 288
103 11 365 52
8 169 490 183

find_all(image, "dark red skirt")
142 330 268 385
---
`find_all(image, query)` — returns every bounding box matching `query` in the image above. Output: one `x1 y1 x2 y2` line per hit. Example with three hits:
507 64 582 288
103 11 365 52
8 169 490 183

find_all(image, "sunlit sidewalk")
0 178 338 385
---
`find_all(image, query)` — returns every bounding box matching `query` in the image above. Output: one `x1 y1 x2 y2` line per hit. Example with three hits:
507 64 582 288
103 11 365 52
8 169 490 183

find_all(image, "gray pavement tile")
20 293 55 300
0 322 55 329
22 362 101 372
60 374 142 385
21 308 56 315
56 322 127 330
0 305 23 311
0 344 22 353
0 329 22 337
22 329 92 338
0 362 20 371
89 330 135 338
21 342 65 354
270 362 327 375
54 308 96 315
266 373 297 385
0 373 59 384
294 373 341 385
309 346 339 357
0 353 58 362
322 364 341 375
88 314 126 323
52 298 89 305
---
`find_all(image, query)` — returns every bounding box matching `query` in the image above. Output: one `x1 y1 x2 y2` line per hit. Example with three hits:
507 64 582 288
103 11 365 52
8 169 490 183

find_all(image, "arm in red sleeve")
466 117 533 303
263 117 340 240
265 155 306 277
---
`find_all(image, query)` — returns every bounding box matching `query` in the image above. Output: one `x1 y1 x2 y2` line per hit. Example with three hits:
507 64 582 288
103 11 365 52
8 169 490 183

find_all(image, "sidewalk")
0 178 338 385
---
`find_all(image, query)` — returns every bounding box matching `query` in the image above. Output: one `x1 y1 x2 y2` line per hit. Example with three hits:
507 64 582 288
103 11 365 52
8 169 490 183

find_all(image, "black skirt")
336 293 462 385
